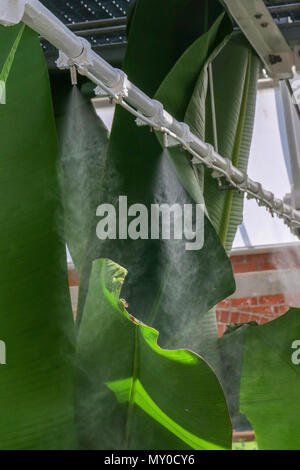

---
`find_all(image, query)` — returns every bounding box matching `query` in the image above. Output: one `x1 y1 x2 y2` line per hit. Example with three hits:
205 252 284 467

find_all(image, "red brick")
248 314 262 323
219 310 230 323
233 264 257 273
231 297 257 307
229 312 240 323
259 294 285 305
260 316 272 325
252 306 278 315
230 255 245 265
270 252 299 269
239 306 252 313
240 313 250 323
259 262 277 271
217 298 231 308
279 305 289 314
246 253 270 265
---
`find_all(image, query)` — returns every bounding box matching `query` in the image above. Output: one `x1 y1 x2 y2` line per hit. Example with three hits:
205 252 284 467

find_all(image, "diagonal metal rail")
1 0 300 233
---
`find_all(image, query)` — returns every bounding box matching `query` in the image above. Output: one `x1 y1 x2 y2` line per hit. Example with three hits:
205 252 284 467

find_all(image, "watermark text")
0 81 6 104
96 196 204 251
0 340 6 365
291 340 300 365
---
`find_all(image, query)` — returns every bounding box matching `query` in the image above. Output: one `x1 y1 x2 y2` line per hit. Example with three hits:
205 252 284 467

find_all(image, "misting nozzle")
70 65 78 86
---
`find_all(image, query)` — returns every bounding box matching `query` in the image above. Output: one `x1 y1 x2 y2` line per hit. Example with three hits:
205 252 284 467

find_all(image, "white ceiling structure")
233 86 299 248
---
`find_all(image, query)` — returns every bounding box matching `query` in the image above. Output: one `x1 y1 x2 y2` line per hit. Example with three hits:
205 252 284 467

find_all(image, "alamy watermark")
0 340 6 365
96 196 204 251
0 80 6 105
291 340 300 365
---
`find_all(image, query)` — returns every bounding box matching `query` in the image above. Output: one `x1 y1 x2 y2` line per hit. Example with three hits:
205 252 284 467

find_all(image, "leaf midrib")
0 25 25 84
124 326 139 449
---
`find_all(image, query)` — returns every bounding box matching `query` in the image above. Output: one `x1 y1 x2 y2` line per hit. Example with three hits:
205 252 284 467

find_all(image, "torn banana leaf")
75 259 232 450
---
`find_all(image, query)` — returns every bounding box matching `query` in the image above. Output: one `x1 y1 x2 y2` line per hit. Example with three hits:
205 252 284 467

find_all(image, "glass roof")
40 0 130 23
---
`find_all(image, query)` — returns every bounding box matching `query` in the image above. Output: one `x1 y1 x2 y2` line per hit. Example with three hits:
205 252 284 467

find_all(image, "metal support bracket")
223 0 294 79
135 100 164 129
94 68 129 102
56 37 93 72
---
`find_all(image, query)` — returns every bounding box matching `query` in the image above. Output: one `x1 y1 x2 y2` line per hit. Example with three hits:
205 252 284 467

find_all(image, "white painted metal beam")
224 0 294 79
280 79 300 210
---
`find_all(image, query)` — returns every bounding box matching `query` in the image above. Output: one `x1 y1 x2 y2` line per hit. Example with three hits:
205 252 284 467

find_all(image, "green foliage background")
0 0 297 451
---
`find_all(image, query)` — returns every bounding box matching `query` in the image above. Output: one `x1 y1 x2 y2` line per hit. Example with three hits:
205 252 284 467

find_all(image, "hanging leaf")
154 12 231 204
75 258 232 450
76 0 236 352
240 309 300 450
186 33 260 251
154 13 231 122
152 12 233 364
219 309 300 449
218 322 253 431
126 0 137 37
0 25 76 449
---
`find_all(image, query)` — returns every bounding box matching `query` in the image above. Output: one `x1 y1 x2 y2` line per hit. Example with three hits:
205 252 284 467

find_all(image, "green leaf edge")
93 258 232 450
0 24 25 83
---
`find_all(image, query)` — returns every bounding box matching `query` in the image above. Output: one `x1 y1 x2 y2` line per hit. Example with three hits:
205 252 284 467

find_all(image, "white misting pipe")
1 0 300 231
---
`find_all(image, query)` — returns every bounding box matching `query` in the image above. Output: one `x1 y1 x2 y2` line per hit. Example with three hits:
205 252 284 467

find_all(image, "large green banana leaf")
75 258 232 450
186 33 260 251
153 13 231 206
76 0 236 352
0 25 76 449
152 14 232 364
219 309 300 449
240 309 300 450
51 74 108 273
218 322 252 431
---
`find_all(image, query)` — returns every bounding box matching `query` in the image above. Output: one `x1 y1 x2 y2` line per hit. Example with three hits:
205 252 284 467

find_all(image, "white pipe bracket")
136 100 164 129
212 157 233 181
94 69 129 103
56 38 93 72
204 143 216 168
56 50 74 70
254 182 263 195
239 175 249 191
0 0 26 27
178 122 192 149
192 143 214 166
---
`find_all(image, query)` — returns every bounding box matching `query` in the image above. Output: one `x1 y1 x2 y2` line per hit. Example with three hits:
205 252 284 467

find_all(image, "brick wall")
231 251 300 273
68 244 300 337
216 293 289 337
217 245 300 337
